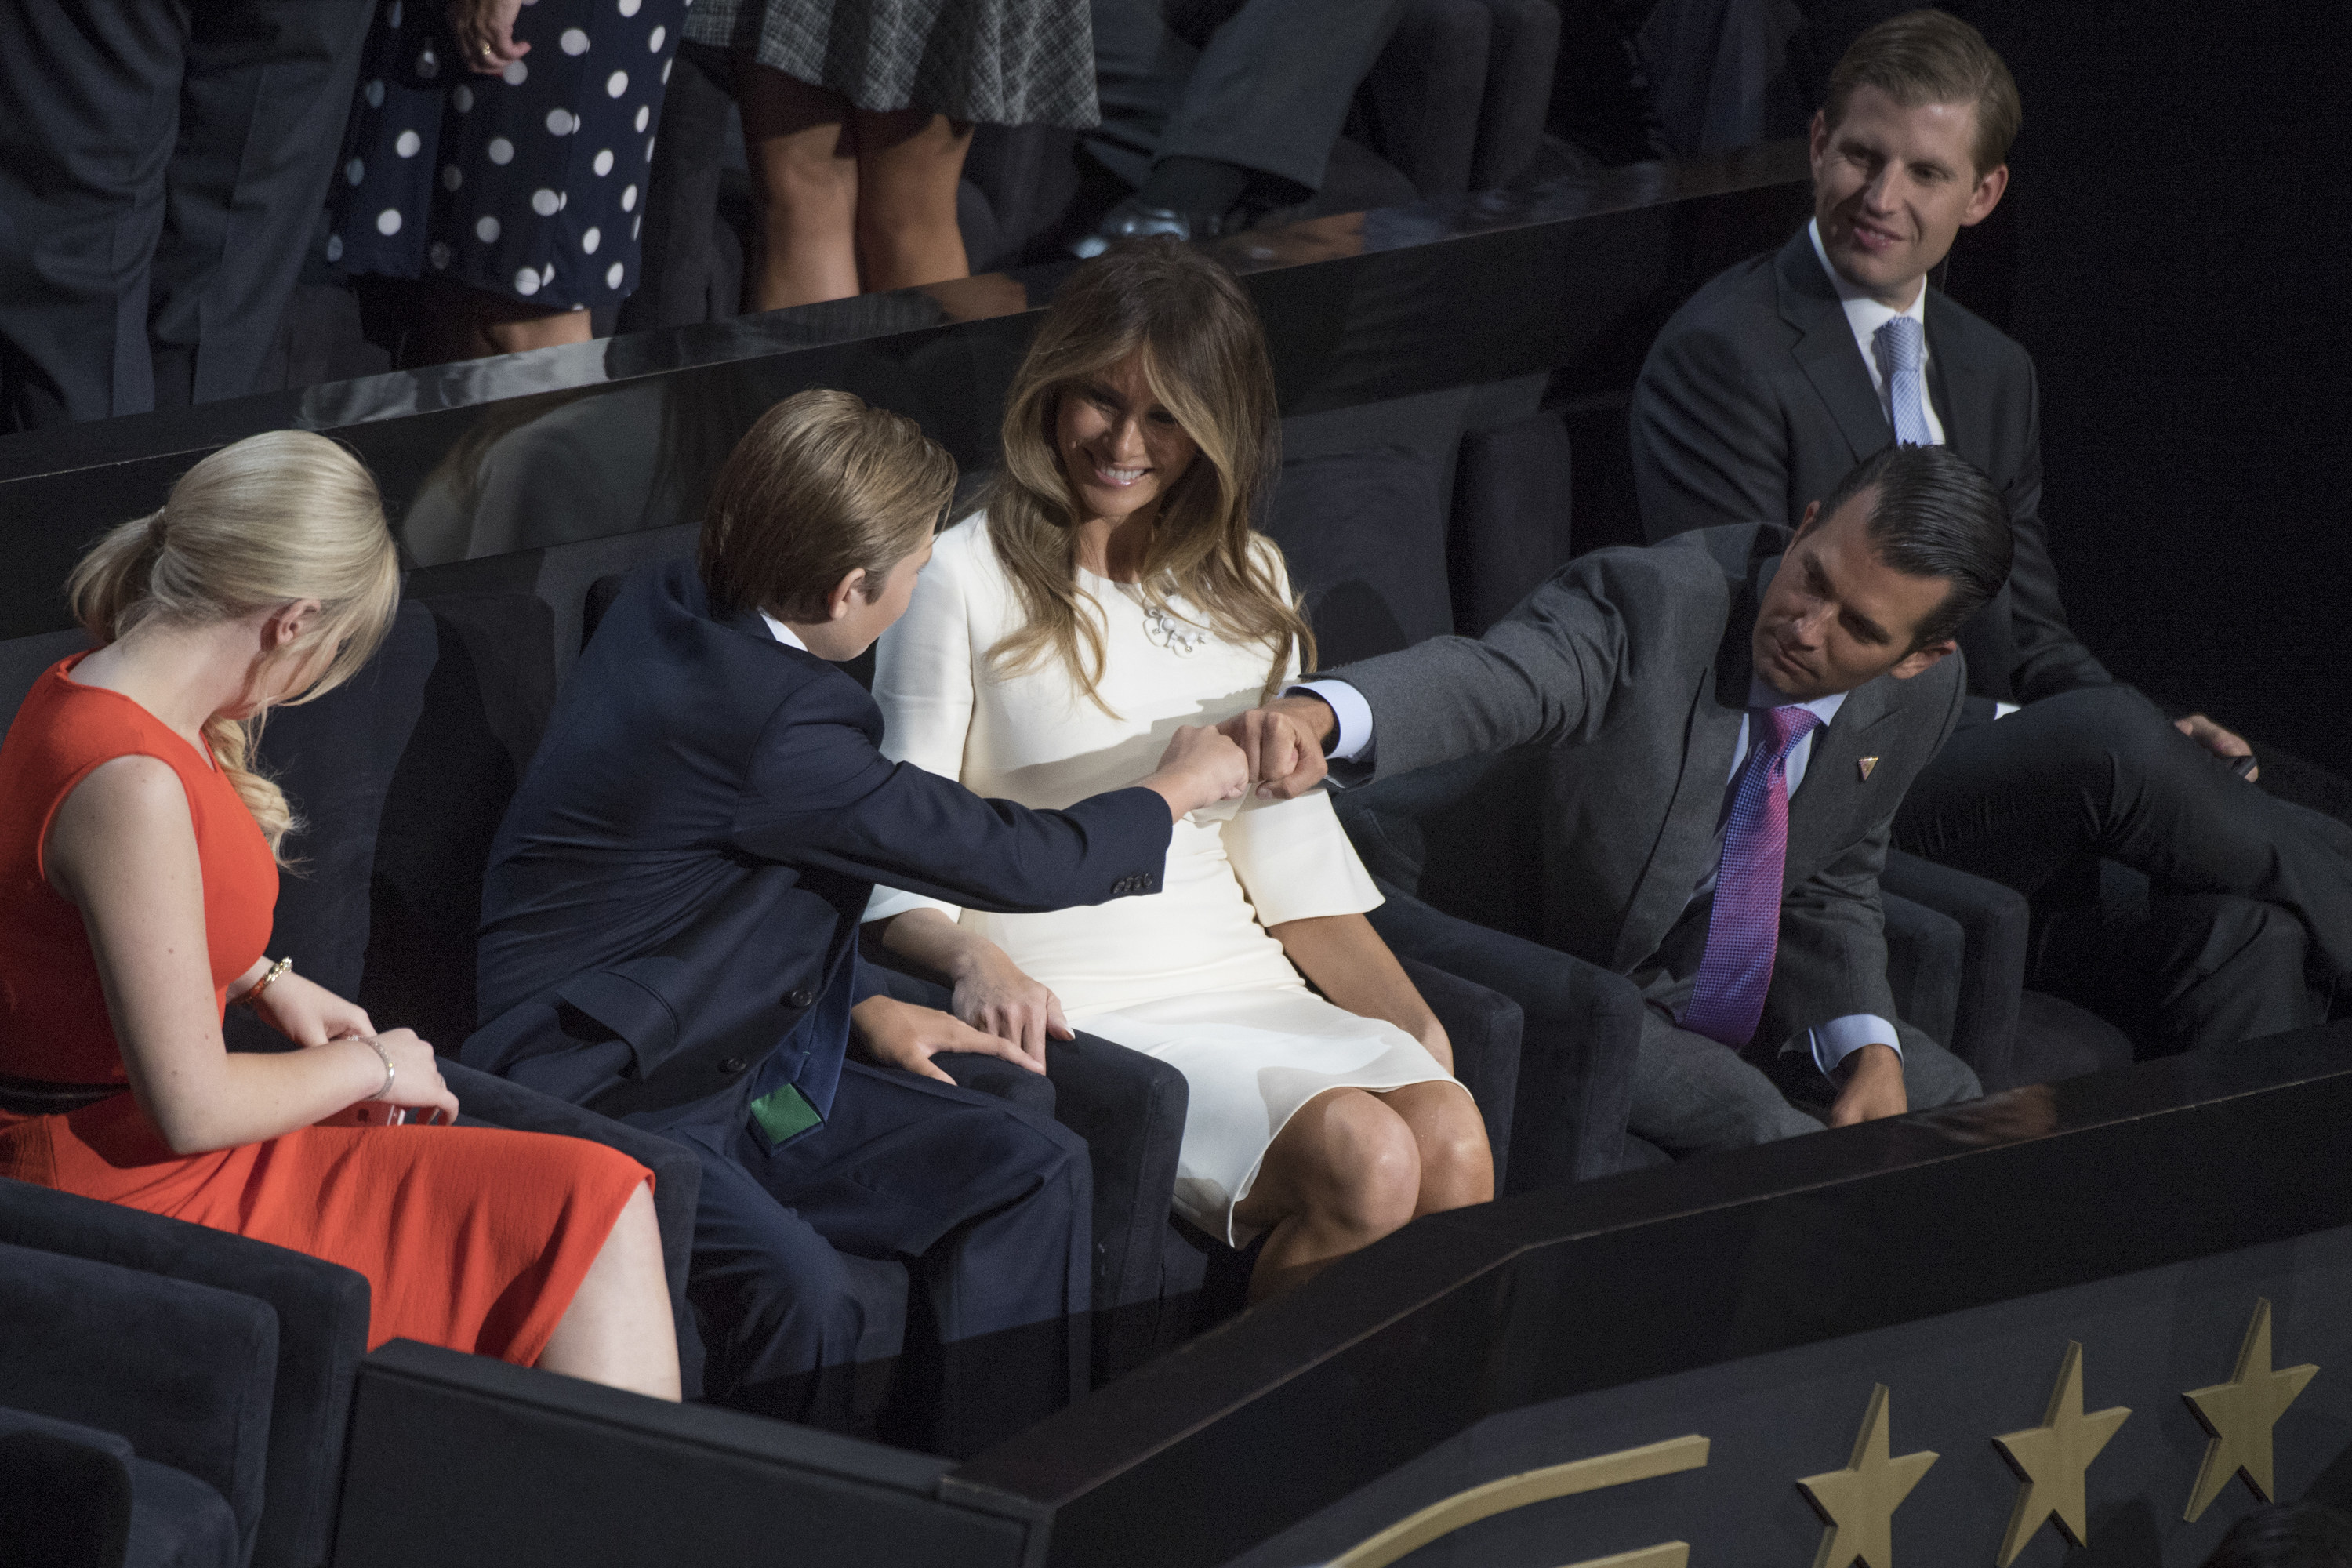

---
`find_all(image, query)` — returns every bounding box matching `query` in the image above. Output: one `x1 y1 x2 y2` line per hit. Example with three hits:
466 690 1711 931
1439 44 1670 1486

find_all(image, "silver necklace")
1142 601 1205 656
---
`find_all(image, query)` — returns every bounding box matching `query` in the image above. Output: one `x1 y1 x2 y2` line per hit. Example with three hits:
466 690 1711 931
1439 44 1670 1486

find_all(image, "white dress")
868 515 1466 1243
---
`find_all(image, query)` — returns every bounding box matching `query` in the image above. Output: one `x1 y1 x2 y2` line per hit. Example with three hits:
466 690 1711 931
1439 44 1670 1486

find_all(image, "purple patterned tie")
1681 705 1824 1047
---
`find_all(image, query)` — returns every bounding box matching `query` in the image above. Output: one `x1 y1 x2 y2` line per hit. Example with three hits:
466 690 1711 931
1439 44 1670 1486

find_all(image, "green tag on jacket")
749 1082 822 1145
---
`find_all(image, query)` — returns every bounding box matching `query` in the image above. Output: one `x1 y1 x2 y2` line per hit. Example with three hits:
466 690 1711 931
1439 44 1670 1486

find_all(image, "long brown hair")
985 241 1312 711
64 430 401 860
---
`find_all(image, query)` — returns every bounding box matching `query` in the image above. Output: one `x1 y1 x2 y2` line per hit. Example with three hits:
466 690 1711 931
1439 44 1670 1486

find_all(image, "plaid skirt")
683 0 1098 128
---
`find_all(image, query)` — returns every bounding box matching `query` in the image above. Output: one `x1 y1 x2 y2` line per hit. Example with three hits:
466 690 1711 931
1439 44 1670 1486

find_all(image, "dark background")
1938 0 2350 772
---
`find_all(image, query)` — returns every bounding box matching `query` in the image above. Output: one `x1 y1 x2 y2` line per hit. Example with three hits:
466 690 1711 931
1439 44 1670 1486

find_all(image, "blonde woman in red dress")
0 430 677 1398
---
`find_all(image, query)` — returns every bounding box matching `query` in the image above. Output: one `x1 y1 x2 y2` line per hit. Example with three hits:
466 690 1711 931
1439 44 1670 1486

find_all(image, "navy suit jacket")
463 560 1173 1126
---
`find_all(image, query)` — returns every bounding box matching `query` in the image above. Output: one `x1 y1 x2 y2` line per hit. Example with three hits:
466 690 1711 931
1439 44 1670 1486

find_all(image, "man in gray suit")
1229 444 2004 1152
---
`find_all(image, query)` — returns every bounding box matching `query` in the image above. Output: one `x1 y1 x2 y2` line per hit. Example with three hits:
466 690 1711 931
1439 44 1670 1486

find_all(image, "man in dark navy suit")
464 391 1247 1453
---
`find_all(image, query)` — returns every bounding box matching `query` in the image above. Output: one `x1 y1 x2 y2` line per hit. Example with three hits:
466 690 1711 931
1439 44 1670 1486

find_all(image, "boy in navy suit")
466 390 1247 1452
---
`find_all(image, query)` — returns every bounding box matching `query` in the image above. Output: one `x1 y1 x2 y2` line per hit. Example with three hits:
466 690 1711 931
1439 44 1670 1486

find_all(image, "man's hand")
1218 695 1335 800
2175 713 2257 782
1826 1042 1907 1127
850 995 1033 1084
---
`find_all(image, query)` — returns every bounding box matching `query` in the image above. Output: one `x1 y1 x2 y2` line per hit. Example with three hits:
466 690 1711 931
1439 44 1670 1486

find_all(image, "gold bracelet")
239 956 292 1010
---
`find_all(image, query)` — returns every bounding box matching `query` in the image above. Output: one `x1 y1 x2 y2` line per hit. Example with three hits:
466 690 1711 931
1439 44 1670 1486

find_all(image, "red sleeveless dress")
0 659 648 1366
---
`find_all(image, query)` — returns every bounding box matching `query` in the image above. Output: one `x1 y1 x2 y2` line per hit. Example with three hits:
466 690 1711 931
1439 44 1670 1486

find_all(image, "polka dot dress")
328 0 687 310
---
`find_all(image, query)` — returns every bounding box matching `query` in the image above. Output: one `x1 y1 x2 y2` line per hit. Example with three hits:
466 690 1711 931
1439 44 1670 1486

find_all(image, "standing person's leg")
0 0 184 426
619 42 736 332
851 110 973 293
737 68 861 308
1082 0 1202 194
1156 0 1410 201
148 0 376 408
742 1061 1091 1457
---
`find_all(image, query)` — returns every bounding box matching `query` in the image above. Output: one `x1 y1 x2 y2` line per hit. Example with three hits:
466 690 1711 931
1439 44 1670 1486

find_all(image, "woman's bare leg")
1233 1088 1421 1302
477 302 594 355
401 283 597 365
535 1181 681 1399
1377 1081 1494 1215
739 67 861 308
851 108 972 292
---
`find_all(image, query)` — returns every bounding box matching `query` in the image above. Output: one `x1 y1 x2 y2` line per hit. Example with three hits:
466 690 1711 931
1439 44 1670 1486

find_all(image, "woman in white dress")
866 242 1492 1300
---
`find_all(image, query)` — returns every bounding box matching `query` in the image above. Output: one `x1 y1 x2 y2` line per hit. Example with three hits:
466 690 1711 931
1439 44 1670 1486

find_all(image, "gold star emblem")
1857 756 1880 780
1797 1384 1938 1568
1991 1341 2131 1564
2182 1298 2320 1521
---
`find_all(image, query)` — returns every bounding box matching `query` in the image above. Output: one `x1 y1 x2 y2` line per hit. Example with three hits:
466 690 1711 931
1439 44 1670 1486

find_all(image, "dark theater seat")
0 1181 371 1568
0 1404 236 1568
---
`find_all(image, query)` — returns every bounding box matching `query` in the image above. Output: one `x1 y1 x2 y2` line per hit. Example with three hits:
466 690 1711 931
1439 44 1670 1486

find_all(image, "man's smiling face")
1810 84 2008 308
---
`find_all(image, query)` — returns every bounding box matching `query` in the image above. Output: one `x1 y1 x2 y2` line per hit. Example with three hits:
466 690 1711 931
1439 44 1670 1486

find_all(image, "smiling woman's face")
1054 348 1200 528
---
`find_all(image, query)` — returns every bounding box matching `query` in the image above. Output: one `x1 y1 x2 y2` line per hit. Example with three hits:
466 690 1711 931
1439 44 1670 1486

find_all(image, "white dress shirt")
1808 222 2018 718
1294 672 1900 1076
1806 218 1947 446
759 611 809 652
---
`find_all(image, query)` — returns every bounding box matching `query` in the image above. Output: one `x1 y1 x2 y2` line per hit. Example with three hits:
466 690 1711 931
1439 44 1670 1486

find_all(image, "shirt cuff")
1288 679 1373 763
1807 1014 1903 1078
1993 701 2023 719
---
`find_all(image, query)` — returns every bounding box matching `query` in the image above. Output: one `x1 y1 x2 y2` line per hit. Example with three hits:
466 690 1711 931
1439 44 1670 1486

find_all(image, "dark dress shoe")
1070 197 1246 257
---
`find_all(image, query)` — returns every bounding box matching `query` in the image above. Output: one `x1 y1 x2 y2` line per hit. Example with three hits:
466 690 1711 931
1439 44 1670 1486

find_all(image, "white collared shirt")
759 611 809 652
1807 218 1947 446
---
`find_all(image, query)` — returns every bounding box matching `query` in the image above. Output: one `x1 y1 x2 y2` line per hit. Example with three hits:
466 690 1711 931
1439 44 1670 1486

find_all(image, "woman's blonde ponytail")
64 430 401 862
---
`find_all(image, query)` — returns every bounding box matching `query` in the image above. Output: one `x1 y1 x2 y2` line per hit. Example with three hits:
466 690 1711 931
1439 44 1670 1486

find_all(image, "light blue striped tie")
1874 315 1935 446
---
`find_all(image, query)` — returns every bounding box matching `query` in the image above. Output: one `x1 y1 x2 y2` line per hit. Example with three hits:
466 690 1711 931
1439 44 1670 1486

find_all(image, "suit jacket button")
720 1056 748 1075
786 988 815 1009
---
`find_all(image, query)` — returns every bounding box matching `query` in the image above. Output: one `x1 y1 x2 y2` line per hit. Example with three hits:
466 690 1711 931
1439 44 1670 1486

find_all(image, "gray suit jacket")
1330 524 1966 1049
1630 227 2111 708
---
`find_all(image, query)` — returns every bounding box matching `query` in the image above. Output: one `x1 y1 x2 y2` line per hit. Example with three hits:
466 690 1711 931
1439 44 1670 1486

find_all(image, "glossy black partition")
0 141 1809 642
964 1022 2352 1567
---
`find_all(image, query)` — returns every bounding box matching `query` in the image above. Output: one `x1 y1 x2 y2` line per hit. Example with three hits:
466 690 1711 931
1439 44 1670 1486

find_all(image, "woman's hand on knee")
948 946 1070 1072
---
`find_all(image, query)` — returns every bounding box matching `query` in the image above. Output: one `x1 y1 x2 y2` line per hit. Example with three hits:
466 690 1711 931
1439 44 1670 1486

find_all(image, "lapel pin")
1857 756 1880 781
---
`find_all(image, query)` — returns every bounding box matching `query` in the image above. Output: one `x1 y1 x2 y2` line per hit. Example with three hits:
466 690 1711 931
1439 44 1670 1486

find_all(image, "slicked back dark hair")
1813 443 2012 650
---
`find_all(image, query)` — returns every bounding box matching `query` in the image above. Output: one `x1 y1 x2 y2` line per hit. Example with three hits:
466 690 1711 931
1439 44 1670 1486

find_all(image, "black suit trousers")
0 0 372 427
1892 684 2351 1052
673 1058 1090 1458
1083 0 1406 197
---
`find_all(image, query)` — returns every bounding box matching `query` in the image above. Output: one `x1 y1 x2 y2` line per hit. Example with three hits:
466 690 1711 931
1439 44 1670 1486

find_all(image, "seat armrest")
0 1413 133 1568
1882 891 1963 1065
0 1240 275 1563
438 1058 701 1356
1396 956 1520 1189
1367 884 1645 1189
856 938 1189 1382
1882 850 2028 1089
0 1177 368 1568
